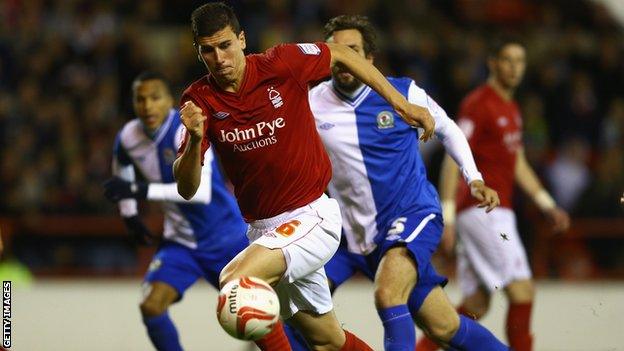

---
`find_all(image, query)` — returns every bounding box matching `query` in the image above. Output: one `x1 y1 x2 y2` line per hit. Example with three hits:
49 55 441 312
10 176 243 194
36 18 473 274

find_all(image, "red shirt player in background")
417 37 570 351
173 3 434 351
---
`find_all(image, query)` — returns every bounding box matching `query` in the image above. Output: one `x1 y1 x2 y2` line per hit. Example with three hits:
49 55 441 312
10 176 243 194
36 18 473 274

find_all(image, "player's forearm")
437 121 482 184
515 149 556 211
147 181 211 204
328 43 406 111
173 138 203 200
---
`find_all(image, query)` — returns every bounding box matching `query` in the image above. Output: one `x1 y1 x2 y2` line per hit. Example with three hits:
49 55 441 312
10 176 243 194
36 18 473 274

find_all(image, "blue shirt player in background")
102 72 249 351
297 16 509 351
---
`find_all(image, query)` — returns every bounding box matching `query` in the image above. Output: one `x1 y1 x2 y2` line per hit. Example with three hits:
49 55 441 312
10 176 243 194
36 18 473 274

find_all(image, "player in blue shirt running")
103 72 249 351
290 16 508 351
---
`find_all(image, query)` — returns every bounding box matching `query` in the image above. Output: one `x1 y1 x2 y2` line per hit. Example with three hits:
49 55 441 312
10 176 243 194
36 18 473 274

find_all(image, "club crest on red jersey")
267 87 283 108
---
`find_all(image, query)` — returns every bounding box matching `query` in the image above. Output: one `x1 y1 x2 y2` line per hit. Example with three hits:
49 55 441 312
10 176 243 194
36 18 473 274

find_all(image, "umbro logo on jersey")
318 122 335 130
213 111 230 120
297 43 321 56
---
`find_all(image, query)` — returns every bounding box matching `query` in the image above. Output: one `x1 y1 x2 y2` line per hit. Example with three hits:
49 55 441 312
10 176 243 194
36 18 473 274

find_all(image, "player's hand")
395 103 435 142
469 180 500 213
103 177 148 202
544 207 570 233
123 216 155 246
180 101 207 142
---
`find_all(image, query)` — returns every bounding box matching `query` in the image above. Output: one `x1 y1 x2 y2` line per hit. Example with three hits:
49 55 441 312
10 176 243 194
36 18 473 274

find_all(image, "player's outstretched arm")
515 147 570 232
440 154 499 212
327 43 434 141
173 101 207 200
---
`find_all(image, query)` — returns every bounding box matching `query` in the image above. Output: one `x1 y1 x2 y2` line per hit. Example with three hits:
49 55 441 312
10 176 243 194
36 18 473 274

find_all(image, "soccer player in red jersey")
417 37 570 351
173 3 434 350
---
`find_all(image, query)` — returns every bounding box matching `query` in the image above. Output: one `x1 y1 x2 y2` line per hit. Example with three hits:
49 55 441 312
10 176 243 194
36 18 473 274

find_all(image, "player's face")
133 79 173 132
196 26 247 86
491 44 526 90
327 29 373 92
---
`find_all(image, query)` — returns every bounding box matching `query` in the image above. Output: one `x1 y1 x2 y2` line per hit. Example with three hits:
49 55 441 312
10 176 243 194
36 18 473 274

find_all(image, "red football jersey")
178 43 332 221
456 84 523 211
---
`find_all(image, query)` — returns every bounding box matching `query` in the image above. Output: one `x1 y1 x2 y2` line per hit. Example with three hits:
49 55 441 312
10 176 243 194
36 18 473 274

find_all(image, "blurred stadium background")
1 0 623 350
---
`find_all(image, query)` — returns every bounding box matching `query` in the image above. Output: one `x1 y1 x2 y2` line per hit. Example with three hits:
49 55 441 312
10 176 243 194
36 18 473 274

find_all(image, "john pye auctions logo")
218 117 286 152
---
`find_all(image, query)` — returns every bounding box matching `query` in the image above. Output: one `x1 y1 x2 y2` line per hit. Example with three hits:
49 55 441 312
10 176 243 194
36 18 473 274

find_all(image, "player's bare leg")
374 246 419 350
504 279 534 351
141 282 179 317
458 286 491 320
505 279 534 303
287 310 346 350
140 282 183 351
414 286 460 349
219 244 287 288
418 286 509 350
220 243 372 351
219 244 292 350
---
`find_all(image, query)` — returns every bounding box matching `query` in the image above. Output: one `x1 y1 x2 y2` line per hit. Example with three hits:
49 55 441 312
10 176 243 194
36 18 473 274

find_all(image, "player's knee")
140 297 169 318
374 285 403 308
219 263 238 289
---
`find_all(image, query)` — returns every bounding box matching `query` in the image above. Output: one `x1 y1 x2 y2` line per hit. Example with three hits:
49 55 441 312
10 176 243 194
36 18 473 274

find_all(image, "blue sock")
283 322 310 351
143 312 183 351
450 315 509 351
377 305 415 351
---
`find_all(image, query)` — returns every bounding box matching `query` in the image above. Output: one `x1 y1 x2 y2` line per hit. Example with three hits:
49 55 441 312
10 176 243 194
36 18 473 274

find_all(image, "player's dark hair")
133 71 172 95
324 15 377 56
488 35 525 58
191 2 241 42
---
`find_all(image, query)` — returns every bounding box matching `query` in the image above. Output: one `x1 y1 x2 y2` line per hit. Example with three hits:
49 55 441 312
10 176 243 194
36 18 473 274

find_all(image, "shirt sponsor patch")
296 43 321 56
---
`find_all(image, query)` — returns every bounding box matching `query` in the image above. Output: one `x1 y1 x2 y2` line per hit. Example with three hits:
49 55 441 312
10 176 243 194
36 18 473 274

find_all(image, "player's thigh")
374 246 418 307
219 243 287 288
415 286 459 342
288 309 346 351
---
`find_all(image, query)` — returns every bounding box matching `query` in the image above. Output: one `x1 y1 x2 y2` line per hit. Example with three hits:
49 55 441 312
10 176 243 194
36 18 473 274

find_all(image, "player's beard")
332 72 363 94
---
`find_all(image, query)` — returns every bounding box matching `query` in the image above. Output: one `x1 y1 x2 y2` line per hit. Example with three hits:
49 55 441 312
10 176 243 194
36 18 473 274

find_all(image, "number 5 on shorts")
276 220 301 237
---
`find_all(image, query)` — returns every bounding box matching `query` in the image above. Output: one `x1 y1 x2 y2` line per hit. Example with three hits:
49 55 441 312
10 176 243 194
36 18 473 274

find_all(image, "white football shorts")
246 194 342 319
456 206 532 296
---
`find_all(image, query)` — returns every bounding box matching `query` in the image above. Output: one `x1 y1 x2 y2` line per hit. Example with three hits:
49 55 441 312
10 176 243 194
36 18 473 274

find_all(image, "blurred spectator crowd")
1 0 623 218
